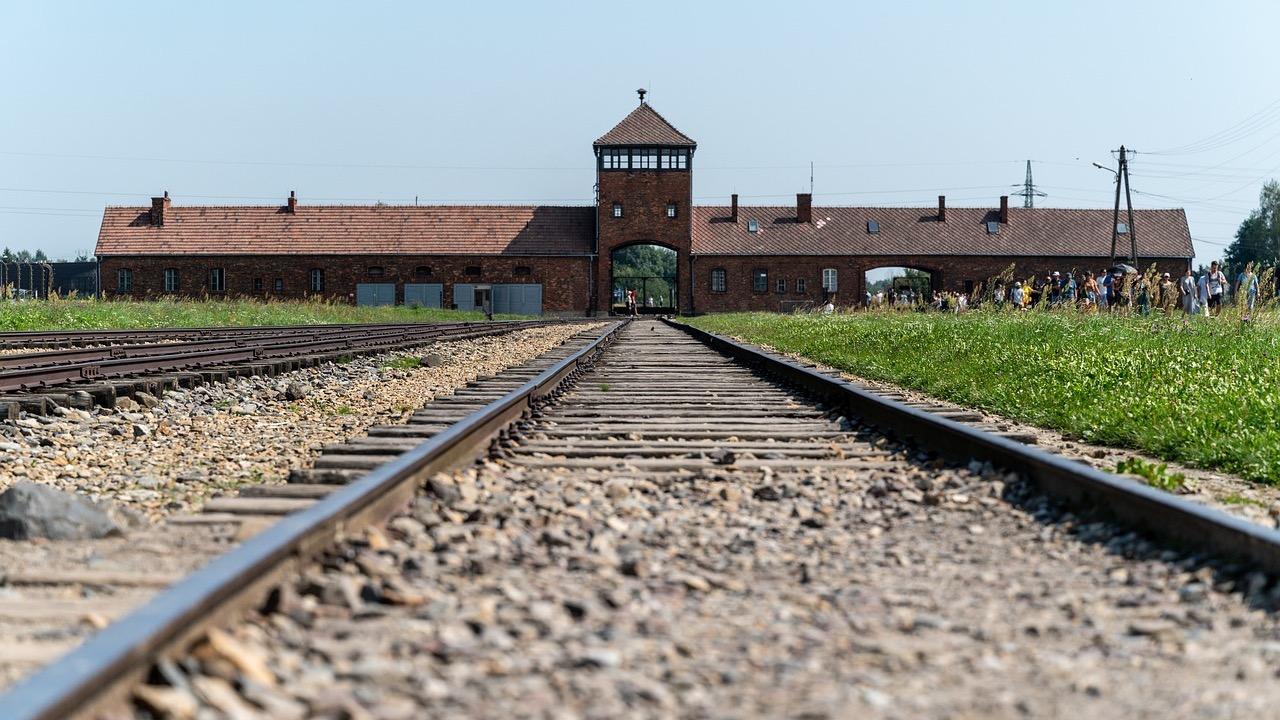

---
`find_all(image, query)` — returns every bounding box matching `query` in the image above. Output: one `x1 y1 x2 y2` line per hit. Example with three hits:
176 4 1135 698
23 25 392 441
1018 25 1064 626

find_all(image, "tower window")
633 148 658 169
752 269 768 293
612 202 623 218
710 268 727 293
666 202 677 218
660 148 688 170
601 148 628 170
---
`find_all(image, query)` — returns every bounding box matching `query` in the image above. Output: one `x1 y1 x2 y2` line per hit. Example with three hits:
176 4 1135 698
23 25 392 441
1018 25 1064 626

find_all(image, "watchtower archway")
863 265 940 306
610 243 676 314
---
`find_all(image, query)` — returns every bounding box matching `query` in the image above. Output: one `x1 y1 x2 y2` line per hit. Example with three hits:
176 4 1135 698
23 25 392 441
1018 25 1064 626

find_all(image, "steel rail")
668 319 1280 574
0 320 544 348
0 319 627 720
0 321 561 392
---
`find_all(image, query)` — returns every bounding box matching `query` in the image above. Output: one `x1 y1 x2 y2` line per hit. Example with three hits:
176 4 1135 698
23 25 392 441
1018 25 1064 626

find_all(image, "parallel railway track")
3 318 1280 717
0 320 563 400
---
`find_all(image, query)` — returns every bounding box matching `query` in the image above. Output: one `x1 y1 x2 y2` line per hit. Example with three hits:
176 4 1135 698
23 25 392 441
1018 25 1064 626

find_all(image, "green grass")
0 297 521 331
686 311 1280 484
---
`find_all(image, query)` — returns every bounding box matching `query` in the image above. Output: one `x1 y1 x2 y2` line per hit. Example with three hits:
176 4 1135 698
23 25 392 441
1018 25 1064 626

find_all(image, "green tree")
1224 180 1280 270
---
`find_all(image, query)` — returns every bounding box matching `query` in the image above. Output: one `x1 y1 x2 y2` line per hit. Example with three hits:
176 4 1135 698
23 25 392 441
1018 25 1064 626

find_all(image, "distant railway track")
4 318 1280 717
0 322 508 349
0 320 565 401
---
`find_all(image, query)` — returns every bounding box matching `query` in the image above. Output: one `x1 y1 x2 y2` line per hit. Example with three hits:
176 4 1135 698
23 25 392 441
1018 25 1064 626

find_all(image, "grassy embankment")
686 311 1280 484
0 298 518 331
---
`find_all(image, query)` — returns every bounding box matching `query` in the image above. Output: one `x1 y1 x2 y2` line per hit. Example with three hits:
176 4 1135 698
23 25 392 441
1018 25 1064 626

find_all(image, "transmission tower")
1011 160 1046 208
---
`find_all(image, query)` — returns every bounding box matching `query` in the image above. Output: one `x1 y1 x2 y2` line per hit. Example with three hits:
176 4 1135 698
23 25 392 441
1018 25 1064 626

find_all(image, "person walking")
1237 265 1259 319
1011 280 1025 309
1157 272 1176 314
1179 268 1198 316
1204 261 1227 315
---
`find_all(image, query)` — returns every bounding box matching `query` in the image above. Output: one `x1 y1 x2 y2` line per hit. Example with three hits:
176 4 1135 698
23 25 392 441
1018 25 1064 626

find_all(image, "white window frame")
822 268 838 292
209 267 226 293
163 268 179 293
710 268 727 293
117 268 133 292
612 202 623 218
796 278 807 294
776 278 786 294
310 268 325 293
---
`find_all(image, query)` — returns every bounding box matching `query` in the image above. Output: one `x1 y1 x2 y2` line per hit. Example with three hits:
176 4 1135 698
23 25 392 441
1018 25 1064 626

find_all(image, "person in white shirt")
1204 261 1228 315
1178 268 1198 316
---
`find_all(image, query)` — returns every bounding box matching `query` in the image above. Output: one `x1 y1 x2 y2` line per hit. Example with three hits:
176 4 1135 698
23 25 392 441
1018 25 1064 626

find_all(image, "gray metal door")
356 283 396 306
452 283 475 311
404 283 443 308
492 283 543 315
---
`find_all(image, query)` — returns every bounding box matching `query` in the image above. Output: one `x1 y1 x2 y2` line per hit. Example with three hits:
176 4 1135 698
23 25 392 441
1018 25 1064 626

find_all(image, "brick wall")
98 255 592 313
690 254 1191 312
595 166 692 313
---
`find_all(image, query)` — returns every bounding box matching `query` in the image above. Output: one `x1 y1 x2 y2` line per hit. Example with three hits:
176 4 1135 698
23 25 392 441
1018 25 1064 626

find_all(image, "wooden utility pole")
1108 146 1138 264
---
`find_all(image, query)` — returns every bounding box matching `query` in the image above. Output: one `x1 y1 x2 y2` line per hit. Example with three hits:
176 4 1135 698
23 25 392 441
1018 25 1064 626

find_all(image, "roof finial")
637 87 647 104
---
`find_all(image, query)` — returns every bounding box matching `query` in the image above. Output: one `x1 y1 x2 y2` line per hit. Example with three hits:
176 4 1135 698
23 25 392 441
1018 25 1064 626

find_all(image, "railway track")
0 322 507 349
4 318 1280 717
0 320 563 409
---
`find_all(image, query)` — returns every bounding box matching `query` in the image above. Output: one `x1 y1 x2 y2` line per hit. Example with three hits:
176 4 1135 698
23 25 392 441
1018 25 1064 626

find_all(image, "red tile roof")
594 104 696 147
691 205 1194 259
96 205 595 257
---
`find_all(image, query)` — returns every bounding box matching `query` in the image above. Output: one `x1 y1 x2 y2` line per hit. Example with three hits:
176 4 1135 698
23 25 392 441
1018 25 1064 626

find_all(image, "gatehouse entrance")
610 244 676 314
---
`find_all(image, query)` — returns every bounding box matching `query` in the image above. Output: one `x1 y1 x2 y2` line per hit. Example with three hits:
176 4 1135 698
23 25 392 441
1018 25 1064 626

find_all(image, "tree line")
1224 180 1280 270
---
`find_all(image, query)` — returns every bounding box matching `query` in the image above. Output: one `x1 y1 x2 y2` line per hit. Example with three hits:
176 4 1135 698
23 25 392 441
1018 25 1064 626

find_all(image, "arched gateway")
593 93 695 315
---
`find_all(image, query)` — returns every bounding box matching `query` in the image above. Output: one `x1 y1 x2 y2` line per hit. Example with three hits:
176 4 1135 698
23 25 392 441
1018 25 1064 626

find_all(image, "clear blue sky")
3 0 1277 262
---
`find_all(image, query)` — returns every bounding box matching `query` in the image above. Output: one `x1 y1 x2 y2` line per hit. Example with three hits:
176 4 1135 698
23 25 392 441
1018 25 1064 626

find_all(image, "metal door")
452 283 475 311
356 283 396 306
404 283 443 308
493 283 543 316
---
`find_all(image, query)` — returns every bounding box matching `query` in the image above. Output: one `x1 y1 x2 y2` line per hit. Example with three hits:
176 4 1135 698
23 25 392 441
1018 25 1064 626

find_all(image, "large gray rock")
0 482 122 540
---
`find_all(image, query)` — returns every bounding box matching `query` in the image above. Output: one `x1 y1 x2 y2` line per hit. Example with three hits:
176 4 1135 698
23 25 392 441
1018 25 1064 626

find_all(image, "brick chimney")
730 194 739 223
796 193 813 224
286 190 297 214
150 191 170 226
937 195 946 222
999 195 1009 224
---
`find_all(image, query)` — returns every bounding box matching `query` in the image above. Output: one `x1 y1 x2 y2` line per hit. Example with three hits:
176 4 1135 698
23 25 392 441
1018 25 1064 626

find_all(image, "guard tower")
593 90 696 314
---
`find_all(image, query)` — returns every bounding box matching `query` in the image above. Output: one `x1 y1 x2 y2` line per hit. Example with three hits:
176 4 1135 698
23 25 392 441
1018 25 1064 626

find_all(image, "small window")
633 148 658 169
752 269 768 293
273 278 284 293
514 266 532 276
465 266 482 277
822 268 838 292
601 148 627 170
117 268 133 292
163 268 180 293
1116 222 1129 234
986 220 1000 234
253 277 264 292
666 202 677 218
612 202 623 218
776 278 787 294
414 265 432 278
795 278 807 294
748 219 759 233
867 220 880 234
310 268 325 293
209 267 226 293
710 268 727 293
367 266 385 278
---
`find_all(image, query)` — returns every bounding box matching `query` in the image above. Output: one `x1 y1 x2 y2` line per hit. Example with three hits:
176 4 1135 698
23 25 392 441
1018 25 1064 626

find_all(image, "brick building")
96 97 1193 314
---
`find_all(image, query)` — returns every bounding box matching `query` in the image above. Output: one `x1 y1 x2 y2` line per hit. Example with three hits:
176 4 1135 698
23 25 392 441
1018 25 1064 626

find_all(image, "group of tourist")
843 261 1267 318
